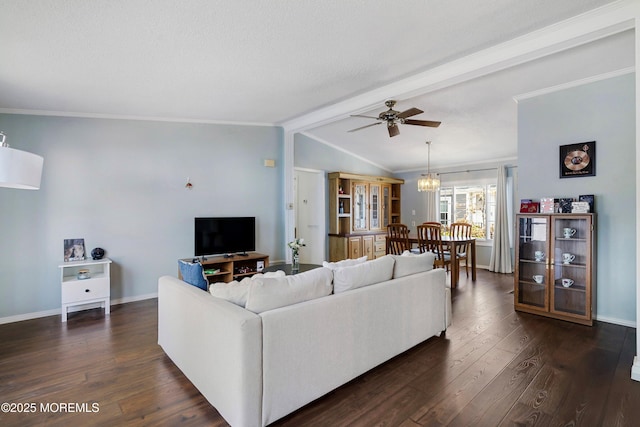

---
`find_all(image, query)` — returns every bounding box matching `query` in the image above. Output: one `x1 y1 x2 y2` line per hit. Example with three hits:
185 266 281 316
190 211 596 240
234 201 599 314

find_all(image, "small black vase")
91 247 105 260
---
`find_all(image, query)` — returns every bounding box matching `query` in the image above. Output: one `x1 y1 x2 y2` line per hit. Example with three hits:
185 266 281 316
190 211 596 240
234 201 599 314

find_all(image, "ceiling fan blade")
404 119 441 127
351 114 380 119
348 122 382 132
388 124 400 137
397 107 423 119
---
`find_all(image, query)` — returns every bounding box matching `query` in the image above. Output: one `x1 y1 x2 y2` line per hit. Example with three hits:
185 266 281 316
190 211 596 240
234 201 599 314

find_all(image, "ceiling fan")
348 100 441 137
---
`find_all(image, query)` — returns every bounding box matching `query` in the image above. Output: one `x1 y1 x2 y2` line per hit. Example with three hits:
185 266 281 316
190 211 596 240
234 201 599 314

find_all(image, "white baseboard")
0 293 158 325
594 315 637 328
632 357 640 382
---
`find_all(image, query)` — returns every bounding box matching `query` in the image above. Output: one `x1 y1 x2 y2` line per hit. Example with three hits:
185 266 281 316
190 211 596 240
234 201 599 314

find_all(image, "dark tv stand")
179 252 269 283
238 252 250 257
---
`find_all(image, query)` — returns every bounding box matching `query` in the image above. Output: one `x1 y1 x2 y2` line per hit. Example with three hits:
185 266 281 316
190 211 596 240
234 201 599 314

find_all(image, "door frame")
294 167 326 265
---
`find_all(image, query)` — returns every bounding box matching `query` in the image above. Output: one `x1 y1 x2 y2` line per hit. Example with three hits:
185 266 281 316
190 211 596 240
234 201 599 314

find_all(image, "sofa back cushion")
209 277 252 306
392 251 435 278
333 255 395 294
245 267 333 313
209 270 286 307
322 255 367 270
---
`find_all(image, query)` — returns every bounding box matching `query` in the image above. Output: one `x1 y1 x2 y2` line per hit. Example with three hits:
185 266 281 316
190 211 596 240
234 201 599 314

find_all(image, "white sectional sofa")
158 253 450 427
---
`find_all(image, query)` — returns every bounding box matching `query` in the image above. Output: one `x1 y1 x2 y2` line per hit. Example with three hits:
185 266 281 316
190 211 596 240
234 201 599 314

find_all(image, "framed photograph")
64 238 86 262
560 141 596 178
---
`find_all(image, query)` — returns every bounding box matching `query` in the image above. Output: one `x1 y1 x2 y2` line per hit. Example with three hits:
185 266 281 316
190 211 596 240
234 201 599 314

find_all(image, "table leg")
471 240 477 281
451 241 459 288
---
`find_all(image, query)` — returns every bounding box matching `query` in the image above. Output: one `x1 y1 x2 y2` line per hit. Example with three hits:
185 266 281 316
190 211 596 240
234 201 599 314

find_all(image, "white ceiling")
0 0 633 171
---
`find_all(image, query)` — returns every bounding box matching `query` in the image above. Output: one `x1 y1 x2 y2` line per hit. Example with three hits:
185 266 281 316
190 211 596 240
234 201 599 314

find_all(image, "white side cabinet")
58 258 112 322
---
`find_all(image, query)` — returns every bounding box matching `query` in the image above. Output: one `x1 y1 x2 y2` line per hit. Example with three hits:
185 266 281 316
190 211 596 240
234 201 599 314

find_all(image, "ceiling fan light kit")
417 141 440 192
348 100 441 137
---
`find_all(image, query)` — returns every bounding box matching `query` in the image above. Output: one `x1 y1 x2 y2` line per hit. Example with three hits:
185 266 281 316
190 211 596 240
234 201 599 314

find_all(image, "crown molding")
298 132 392 172
0 108 275 128
514 66 635 102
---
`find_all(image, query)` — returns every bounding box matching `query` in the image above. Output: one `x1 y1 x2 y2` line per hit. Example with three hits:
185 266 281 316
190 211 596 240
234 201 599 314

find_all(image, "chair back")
450 222 472 255
387 223 410 255
416 224 448 266
450 222 472 239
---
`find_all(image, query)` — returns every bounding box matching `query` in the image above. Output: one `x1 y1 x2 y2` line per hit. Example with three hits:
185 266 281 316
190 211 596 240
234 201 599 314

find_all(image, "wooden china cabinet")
328 172 404 262
514 213 595 325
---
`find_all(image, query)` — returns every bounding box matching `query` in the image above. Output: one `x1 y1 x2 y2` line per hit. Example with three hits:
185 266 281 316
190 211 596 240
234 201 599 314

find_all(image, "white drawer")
61 278 109 304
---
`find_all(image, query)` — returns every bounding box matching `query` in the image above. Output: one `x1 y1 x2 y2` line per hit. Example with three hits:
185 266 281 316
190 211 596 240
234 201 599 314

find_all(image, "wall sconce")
0 131 44 190
185 177 193 189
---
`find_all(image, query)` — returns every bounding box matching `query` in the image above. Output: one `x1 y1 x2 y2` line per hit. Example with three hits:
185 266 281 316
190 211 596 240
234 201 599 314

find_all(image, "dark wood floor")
1 270 639 426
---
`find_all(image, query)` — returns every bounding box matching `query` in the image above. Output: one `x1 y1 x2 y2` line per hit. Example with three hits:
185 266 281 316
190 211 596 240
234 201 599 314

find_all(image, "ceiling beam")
280 0 635 133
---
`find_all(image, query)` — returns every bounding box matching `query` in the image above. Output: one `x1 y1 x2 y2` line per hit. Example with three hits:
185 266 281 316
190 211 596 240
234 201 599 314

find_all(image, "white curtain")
489 165 513 273
424 189 439 222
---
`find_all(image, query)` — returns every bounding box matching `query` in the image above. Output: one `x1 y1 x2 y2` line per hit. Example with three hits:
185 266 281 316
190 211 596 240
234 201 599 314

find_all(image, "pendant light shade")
417 140 440 192
0 132 44 190
417 173 440 192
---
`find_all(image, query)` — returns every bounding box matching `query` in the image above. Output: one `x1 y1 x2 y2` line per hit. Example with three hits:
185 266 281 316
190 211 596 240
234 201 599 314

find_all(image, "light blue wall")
518 73 636 325
0 114 284 319
294 133 391 260
295 133 391 177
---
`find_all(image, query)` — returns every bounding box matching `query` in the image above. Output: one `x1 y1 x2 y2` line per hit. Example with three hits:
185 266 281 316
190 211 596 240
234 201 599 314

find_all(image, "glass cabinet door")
550 215 592 319
352 183 368 231
382 185 390 228
369 184 381 230
516 215 549 310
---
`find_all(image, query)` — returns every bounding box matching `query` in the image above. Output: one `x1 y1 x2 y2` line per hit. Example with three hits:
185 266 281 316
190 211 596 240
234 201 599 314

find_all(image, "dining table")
407 235 476 288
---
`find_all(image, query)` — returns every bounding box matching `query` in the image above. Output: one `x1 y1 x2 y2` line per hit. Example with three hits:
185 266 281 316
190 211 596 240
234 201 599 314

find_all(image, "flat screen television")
194 217 256 257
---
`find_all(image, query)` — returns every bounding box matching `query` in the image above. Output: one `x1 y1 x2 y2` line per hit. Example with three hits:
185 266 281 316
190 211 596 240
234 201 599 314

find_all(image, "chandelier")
417 141 440 192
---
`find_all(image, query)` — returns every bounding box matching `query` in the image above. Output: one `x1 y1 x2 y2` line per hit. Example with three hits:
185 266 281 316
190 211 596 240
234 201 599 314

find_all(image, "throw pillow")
250 270 287 279
322 255 367 270
178 260 208 290
332 255 395 294
245 267 333 313
209 271 286 307
210 277 252 306
392 251 435 278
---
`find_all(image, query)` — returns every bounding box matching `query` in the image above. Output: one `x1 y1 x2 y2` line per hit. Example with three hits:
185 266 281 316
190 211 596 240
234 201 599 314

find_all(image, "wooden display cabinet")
179 252 269 284
514 214 595 325
328 172 404 262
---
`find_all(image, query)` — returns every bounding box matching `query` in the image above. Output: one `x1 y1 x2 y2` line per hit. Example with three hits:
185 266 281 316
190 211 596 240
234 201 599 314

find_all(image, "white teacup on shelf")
561 278 574 287
562 253 575 264
563 227 576 238
532 275 543 284
534 250 545 261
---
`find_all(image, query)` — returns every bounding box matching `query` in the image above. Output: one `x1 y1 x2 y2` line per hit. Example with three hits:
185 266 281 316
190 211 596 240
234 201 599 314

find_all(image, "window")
440 184 497 240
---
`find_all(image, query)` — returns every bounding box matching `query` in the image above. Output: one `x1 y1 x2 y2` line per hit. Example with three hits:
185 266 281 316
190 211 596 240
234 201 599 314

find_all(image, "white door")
294 169 325 264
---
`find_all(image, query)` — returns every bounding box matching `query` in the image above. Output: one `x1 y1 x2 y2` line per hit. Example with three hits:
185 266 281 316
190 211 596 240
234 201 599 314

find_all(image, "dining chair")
423 221 450 251
386 223 411 255
449 222 472 277
416 223 451 271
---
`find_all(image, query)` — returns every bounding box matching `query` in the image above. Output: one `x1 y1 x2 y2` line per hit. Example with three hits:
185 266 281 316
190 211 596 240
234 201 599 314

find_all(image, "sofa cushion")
392 251 435 278
322 255 367 270
333 255 395 294
210 270 286 307
178 260 208 290
210 277 252 306
245 267 333 313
